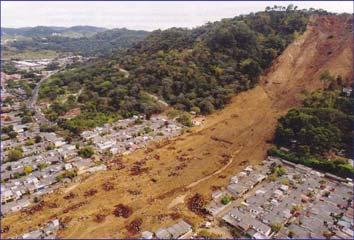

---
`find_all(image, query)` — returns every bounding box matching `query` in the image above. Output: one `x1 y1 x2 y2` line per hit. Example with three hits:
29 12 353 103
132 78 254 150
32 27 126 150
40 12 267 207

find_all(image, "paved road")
27 70 59 125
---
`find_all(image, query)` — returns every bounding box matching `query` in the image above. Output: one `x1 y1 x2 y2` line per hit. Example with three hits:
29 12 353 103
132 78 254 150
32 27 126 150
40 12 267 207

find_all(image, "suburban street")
27 70 59 125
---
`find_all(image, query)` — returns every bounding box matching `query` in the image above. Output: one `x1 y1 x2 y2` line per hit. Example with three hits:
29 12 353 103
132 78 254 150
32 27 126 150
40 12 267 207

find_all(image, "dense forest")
4 28 149 57
269 86 354 178
39 6 332 134
39 61 162 134
117 6 313 114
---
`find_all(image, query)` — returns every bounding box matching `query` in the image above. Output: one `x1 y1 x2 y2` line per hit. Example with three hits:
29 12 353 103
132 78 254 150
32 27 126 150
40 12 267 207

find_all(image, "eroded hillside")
2 15 353 238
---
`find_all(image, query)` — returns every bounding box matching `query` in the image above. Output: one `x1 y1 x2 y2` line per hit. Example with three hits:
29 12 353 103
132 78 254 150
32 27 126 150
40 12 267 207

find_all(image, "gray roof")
155 228 171 239
141 231 153 239
166 220 191 238
227 184 247 196
22 230 43 239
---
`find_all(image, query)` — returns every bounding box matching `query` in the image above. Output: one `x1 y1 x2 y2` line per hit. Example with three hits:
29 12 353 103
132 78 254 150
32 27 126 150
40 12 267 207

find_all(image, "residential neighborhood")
80 115 182 155
1 3 353 238
196 157 353 239
1 57 184 218
136 155 353 239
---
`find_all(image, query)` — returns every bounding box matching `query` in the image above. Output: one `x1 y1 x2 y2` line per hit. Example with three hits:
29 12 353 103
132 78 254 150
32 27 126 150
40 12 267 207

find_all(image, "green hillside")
39 6 332 134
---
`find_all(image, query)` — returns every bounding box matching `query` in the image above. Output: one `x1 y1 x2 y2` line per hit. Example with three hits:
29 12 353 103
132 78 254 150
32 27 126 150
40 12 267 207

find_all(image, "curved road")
27 70 59 125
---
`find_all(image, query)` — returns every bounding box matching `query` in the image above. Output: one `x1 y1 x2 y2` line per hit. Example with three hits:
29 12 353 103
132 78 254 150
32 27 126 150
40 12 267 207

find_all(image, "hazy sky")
2 1 353 31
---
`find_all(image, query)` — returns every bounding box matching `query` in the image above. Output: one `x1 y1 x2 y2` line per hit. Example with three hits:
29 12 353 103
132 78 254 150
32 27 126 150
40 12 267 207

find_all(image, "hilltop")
2 26 108 38
2 13 352 238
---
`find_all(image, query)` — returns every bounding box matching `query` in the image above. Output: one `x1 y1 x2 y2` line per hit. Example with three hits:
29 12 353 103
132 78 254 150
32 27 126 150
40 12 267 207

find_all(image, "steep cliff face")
2 15 353 239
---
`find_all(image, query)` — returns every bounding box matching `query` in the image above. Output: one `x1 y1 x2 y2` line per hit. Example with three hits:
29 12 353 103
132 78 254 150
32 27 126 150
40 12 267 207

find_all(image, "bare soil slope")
2 15 352 238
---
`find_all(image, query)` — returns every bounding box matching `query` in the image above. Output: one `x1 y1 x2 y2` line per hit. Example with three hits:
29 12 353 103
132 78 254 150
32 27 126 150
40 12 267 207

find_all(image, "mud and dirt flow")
2 15 352 238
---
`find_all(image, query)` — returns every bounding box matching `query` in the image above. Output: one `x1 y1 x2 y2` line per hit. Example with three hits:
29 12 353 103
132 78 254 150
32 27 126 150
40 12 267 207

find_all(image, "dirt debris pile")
113 204 132 218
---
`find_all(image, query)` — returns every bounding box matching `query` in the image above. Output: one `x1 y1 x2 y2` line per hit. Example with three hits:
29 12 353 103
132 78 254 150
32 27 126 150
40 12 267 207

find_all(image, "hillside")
2 14 352 238
2 26 107 38
38 7 316 134
2 27 149 56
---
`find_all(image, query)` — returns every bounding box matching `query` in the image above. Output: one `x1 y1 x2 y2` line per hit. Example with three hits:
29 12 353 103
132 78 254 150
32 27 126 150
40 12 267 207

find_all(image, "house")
72 159 93 174
22 230 43 239
97 140 116 151
24 183 37 193
230 176 238 184
223 208 249 232
206 200 228 216
54 140 66 148
295 164 312 173
44 219 60 235
212 190 224 200
342 87 352 97
192 117 205 126
279 185 289 192
280 147 290 152
10 199 30 212
223 208 271 238
13 124 26 133
13 189 23 199
1 190 14 203
41 176 56 187
167 220 192 239
110 147 120 154
57 144 76 159
273 189 283 199
64 163 73 170
86 165 107 173
61 149 77 160
227 184 248 197
155 228 171 239
141 231 153 239
81 130 98 141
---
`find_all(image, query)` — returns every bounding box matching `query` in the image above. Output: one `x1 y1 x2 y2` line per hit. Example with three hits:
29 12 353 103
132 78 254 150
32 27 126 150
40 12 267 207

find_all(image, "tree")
190 106 201 115
7 148 23 162
270 223 282 232
21 115 32 124
78 146 95 158
200 99 215 114
45 143 55 151
46 62 60 71
176 113 193 127
221 195 232 205
240 58 262 83
24 165 33 175
37 163 48 170
2 125 14 134
65 136 73 143
35 135 42 143
8 131 18 139
275 165 286 176
26 139 35 146
33 196 40 203
320 70 335 88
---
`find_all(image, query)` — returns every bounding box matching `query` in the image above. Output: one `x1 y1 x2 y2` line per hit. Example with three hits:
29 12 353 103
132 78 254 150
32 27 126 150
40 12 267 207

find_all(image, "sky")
2 1 353 31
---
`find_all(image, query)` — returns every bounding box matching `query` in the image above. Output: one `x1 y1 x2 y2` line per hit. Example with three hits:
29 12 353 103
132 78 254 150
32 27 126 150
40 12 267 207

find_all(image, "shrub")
6 148 23 162
78 146 95 158
221 195 232 205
